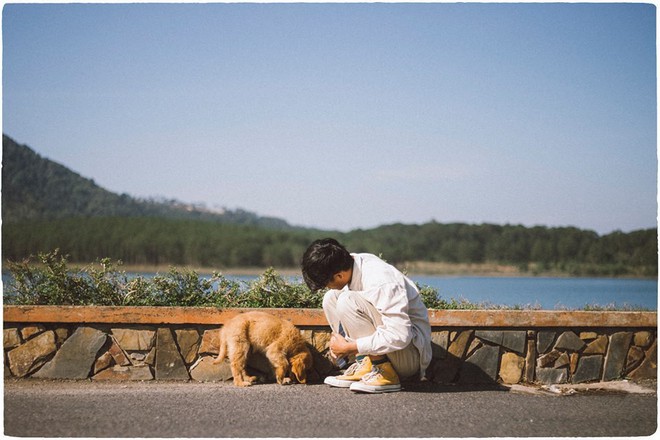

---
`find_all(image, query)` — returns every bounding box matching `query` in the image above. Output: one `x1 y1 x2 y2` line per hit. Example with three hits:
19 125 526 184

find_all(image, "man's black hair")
300 238 354 291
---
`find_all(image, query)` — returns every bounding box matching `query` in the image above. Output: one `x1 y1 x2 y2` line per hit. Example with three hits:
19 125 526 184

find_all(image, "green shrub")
11 251 145 306
3 251 322 308
5 250 457 309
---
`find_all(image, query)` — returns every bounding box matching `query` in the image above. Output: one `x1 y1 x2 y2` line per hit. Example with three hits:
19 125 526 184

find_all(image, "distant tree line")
2 217 656 277
2 217 314 268
340 222 657 277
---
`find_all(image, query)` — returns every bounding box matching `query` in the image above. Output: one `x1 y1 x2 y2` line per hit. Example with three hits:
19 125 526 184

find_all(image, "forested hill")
1 134 292 228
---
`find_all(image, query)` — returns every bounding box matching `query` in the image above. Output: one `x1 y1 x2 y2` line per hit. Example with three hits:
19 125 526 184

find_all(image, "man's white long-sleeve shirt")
346 253 432 378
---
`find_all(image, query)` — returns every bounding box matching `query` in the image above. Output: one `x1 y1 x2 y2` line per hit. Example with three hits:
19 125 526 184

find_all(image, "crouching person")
301 238 432 393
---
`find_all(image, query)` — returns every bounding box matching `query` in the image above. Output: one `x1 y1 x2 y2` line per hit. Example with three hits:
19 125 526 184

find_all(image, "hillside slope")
1 134 292 228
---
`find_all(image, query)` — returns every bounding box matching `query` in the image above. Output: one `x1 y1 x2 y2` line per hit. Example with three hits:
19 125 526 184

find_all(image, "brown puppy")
213 311 313 387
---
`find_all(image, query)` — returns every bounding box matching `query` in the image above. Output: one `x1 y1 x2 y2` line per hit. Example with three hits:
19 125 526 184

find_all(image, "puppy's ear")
290 353 308 384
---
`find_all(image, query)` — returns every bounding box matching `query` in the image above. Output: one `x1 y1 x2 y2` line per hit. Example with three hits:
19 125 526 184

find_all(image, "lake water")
412 276 657 310
225 274 658 310
2 271 657 310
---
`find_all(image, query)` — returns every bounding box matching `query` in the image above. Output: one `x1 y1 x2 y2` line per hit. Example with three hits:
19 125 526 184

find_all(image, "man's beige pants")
323 289 420 379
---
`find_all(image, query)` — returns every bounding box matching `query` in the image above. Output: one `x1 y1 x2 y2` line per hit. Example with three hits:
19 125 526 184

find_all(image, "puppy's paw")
279 377 292 385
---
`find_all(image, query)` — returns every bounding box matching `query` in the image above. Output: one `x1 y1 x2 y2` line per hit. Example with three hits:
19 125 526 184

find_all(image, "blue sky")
3 3 657 234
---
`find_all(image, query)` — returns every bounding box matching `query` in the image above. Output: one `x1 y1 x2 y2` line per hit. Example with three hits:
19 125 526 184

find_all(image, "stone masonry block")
312 330 331 353
466 339 482 358
538 349 561 368
145 348 156 365
111 328 156 351
448 330 473 359
8 331 57 377
554 331 586 352
33 327 107 379
625 346 645 374
603 332 633 381
634 331 653 349
431 331 474 383
475 331 526 354
94 351 114 374
174 329 201 365
4 328 21 350
572 355 603 384
579 332 598 341
190 356 233 382
21 325 45 341
629 340 657 380
458 344 500 384
155 328 189 380
108 336 131 366
583 335 608 355
500 352 524 384
535 367 568 385
54 328 70 346
570 353 579 374
523 339 536 383
502 331 527 355
199 329 221 355
129 352 147 365
431 331 449 359
299 329 313 345
537 331 556 354
553 352 570 369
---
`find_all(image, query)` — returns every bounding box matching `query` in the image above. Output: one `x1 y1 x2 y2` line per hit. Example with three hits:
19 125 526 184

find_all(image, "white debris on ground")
507 379 656 397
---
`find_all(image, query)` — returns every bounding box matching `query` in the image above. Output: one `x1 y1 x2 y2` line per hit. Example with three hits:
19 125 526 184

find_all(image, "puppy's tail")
212 327 227 364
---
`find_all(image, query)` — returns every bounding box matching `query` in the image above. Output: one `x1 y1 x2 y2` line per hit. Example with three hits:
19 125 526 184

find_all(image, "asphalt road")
4 379 657 438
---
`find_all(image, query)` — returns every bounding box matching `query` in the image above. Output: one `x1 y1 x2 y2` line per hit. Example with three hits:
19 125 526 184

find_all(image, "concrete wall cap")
4 306 657 328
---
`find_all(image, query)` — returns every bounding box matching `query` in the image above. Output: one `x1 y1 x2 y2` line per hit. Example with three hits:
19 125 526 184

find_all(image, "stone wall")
3 306 657 385
3 324 337 382
426 328 656 385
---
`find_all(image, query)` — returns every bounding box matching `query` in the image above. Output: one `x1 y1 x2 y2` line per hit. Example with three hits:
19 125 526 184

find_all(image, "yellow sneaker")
324 356 372 388
349 361 401 393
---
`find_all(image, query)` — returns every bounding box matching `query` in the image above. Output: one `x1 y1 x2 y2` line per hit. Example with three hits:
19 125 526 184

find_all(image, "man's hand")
329 332 358 359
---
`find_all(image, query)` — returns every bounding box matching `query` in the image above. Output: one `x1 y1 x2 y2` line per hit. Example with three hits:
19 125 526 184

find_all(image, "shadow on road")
401 379 511 394
293 341 511 394
247 339 518 393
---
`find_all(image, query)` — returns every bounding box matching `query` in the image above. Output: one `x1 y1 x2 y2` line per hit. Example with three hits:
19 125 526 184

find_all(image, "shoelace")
361 366 384 382
343 358 366 376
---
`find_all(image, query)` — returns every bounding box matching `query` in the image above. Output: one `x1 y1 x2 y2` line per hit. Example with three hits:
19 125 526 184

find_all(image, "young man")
301 238 432 393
